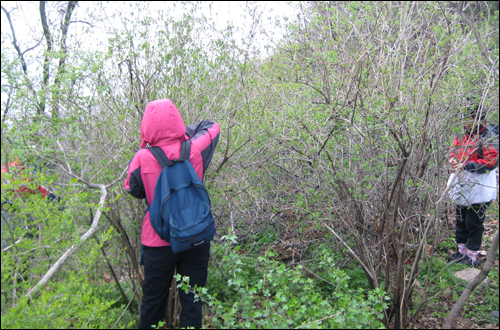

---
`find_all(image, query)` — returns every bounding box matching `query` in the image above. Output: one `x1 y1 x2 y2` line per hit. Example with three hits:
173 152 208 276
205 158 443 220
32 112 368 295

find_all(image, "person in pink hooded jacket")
125 99 220 329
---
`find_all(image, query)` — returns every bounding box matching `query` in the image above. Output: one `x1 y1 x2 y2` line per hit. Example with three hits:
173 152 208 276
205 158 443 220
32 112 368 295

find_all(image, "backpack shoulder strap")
179 140 191 161
489 124 499 137
147 146 172 168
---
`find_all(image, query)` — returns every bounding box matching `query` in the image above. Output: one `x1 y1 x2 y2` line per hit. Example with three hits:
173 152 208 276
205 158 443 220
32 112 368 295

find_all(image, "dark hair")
463 97 485 121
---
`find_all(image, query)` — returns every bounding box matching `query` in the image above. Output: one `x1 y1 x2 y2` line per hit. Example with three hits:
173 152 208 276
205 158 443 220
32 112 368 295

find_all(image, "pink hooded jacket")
124 99 220 247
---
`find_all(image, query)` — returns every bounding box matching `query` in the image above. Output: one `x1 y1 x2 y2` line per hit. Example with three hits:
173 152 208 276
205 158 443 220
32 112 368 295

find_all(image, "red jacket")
124 99 220 247
449 123 498 174
1 160 52 199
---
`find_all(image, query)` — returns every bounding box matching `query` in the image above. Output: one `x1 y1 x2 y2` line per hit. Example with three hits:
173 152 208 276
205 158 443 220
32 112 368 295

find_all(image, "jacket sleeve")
465 126 499 174
124 151 146 200
448 137 461 161
186 120 221 171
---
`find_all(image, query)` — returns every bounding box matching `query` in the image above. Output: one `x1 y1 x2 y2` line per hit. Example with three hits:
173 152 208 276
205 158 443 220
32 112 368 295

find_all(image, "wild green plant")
1 168 136 329
176 235 389 329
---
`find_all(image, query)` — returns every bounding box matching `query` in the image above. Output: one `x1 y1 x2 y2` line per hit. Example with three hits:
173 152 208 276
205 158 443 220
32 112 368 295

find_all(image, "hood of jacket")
464 123 486 138
140 99 186 148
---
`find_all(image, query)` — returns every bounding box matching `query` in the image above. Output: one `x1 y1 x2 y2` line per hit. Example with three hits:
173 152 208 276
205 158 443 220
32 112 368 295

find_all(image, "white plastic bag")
447 169 497 206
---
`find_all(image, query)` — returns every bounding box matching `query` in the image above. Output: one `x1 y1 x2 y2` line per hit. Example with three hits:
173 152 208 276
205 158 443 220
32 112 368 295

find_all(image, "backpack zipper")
174 220 214 241
160 194 172 216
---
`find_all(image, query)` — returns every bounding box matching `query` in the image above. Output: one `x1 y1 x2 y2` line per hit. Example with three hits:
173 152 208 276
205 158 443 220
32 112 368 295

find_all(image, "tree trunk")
39 1 53 114
52 1 78 120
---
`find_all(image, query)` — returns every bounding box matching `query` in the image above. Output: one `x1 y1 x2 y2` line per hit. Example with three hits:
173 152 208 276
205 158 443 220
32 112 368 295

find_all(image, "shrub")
178 235 389 329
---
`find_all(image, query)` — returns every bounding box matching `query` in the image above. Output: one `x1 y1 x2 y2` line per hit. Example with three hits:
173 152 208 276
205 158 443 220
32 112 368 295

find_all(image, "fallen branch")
25 180 107 299
1 236 24 253
443 229 499 329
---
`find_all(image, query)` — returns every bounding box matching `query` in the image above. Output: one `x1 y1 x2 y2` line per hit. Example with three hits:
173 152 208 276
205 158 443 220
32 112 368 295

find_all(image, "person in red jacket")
448 101 498 267
1 160 56 201
124 99 220 329
1 159 58 250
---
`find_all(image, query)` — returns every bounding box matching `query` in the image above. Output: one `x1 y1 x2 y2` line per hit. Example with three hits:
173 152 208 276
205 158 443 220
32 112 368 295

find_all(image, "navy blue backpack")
146 141 215 253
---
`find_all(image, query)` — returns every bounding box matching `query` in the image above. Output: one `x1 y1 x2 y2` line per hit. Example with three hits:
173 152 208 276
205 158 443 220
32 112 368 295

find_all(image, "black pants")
138 243 210 329
455 202 491 251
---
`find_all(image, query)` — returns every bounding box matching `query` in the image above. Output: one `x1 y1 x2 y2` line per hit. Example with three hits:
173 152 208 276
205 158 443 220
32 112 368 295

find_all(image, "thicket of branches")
1 1 498 328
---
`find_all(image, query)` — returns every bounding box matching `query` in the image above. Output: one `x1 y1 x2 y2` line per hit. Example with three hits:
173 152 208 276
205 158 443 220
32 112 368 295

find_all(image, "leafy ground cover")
188 234 389 329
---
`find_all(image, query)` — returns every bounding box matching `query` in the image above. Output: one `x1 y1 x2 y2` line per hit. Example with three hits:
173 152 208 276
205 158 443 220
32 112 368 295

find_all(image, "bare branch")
21 39 43 56
295 311 342 329
1 4 39 109
68 20 93 26
1 5 27 74
56 138 72 174
320 219 379 288
25 180 107 299
105 166 129 188
450 1 499 78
